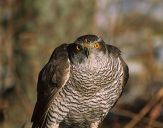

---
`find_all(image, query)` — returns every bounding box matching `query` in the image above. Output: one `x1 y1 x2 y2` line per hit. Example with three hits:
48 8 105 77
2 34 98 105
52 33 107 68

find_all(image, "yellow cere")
83 39 89 48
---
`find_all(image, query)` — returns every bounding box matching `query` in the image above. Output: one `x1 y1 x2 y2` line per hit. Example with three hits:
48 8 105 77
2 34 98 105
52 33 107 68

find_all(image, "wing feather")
31 44 70 128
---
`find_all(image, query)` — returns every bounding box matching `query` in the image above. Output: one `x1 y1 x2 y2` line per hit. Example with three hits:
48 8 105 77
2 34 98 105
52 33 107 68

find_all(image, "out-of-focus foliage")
0 0 163 128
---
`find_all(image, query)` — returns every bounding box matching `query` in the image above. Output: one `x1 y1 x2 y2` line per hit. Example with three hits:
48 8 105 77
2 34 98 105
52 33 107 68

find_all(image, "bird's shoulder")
49 43 69 61
106 44 121 57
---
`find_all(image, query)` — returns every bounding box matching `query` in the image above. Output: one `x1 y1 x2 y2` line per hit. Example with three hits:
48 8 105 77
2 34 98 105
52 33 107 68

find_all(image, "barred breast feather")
59 44 128 127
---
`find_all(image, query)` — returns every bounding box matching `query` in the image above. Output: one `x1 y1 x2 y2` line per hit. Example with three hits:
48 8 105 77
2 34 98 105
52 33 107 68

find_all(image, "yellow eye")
76 45 80 51
94 42 100 49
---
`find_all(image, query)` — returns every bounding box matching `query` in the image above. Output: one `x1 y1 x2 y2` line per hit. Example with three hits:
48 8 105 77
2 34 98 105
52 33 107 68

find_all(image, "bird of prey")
31 35 129 128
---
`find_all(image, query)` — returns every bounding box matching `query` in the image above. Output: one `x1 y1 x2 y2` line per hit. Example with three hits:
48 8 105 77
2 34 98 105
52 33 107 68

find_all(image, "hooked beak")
83 41 90 58
84 48 89 58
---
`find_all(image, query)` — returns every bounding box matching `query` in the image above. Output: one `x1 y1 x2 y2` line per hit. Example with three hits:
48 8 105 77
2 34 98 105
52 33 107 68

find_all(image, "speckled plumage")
31 35 129 128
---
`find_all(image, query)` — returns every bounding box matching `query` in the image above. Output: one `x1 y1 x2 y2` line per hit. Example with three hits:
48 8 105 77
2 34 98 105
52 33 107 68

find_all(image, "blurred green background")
0 0 163 128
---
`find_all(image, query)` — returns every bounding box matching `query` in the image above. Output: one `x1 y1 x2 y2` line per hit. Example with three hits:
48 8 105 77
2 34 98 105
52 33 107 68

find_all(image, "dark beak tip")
84 48 89 58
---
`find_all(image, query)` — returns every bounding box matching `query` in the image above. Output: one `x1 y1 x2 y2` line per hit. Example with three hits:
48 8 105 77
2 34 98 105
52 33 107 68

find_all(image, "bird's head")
67 34 107 64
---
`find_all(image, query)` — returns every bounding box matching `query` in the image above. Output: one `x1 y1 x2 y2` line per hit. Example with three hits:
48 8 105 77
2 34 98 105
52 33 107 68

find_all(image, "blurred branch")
146 97 163 128
124 88 163 128
112 108 163 128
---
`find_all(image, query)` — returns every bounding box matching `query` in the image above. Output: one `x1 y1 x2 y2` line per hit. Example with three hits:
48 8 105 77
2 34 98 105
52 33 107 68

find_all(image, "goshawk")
31 34 129 128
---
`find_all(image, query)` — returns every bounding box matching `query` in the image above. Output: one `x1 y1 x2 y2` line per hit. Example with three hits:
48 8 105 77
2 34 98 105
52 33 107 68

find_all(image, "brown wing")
106 44 129 87
31 44 70 128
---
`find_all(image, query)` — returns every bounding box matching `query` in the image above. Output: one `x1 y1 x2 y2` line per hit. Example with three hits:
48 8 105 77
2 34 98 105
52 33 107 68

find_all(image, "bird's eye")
94 42 100 49
76 45 80 51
